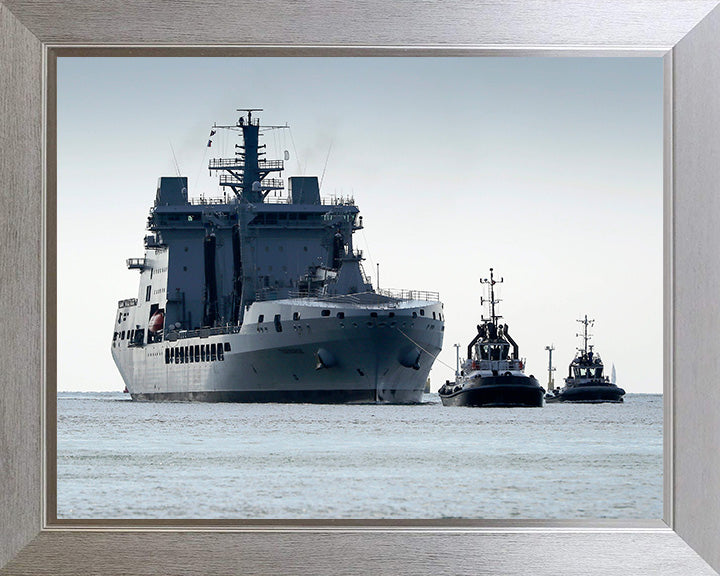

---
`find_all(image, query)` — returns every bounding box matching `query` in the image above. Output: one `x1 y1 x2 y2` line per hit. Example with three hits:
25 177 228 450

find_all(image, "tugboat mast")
576 314 594 354
480 268 503 326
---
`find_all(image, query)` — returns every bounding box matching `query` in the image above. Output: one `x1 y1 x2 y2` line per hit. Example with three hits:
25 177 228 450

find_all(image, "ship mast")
208 108 285 203
545 344 556 390
480 268 503 327
576 314 594 354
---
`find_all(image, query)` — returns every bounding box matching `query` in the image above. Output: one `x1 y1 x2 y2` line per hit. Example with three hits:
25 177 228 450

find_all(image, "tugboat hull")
440 375 544 407
546 384 625 403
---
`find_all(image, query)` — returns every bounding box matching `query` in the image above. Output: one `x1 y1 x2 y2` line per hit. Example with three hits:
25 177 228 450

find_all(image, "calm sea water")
57 392 662 519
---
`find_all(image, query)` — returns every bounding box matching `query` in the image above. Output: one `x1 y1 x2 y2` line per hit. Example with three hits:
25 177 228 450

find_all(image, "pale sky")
58 57 663 393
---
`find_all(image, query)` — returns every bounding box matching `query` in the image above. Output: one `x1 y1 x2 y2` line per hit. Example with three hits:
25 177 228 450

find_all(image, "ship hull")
112 300 443 404
439 375 544 408
546 384 625 403
130 389 377 403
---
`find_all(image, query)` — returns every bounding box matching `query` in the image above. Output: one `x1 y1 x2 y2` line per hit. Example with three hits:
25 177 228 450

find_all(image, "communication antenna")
480 268 503 326
168 140 182 177
576 315 595 354
319 139 334 190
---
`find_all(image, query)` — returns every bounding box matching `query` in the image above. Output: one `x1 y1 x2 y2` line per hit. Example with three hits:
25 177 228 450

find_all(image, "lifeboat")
148 311 164 333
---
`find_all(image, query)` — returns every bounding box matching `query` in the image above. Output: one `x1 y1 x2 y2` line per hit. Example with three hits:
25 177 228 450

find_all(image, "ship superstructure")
111 109 444 403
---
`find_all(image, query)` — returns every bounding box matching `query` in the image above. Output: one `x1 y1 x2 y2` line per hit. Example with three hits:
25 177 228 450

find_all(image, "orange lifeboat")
148 311 164 333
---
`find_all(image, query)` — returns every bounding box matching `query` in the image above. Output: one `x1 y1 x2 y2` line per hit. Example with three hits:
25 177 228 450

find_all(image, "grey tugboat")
438 268 544 407
545 315 625 403
111 109 444 403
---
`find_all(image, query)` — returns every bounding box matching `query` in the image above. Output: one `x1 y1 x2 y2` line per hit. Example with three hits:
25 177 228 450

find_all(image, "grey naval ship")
111 109 444 403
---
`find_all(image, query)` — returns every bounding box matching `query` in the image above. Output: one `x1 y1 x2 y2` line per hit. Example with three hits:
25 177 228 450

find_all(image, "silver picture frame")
2 1 720 574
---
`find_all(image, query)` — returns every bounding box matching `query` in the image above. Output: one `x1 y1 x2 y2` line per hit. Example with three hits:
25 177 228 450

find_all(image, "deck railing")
126 258 147 270
183 193 356 207
164 325 242 341
377 288 441 301
208 158 284 171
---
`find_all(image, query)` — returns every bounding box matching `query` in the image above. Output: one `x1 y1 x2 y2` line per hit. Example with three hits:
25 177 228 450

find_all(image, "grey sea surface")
57 392 662 519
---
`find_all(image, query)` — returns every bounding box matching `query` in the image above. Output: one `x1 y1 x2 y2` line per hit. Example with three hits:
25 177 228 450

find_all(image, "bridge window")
293 312 300 320
211 343 217 361
420 309 425 316
258 314 264 323
195 345 200 362
165 349 169 364
145 285 151 302
274 314 283 332
224 342 231 352
321 310 330 317
336 312 345 319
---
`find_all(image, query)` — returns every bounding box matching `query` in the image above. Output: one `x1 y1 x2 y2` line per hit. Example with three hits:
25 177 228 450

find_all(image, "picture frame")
2 1 720 574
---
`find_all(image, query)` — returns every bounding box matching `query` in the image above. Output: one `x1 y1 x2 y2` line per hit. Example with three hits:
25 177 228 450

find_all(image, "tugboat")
438 268 544 407
546 315 625 403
